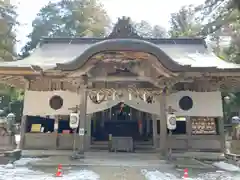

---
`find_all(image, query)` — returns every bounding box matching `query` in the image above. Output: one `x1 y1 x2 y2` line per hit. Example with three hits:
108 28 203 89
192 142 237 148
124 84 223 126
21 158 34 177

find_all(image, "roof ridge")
40 37 206 45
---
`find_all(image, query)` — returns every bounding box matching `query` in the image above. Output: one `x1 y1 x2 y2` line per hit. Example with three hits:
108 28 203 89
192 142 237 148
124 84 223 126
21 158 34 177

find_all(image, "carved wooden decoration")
87 88 165 104
108 16 141 39
91 51 150 63
88 91 106 104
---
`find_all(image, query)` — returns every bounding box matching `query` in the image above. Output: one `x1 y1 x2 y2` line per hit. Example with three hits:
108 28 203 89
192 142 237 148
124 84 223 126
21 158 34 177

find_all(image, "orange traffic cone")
183 168 188 179
55 164 63 177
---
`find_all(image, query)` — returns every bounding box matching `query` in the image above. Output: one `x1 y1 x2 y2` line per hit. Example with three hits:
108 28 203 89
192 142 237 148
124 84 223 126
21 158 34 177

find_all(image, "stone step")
173 158 217 170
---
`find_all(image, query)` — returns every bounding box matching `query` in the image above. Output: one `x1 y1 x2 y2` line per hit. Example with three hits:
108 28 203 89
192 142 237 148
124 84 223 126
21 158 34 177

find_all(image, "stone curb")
25 162 175 168
175 164 217 170
21 155 51 158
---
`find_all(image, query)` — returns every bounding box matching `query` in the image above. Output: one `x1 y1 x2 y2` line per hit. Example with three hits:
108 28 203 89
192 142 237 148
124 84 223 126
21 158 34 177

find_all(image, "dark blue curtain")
27 116 75 133
26 116 54 132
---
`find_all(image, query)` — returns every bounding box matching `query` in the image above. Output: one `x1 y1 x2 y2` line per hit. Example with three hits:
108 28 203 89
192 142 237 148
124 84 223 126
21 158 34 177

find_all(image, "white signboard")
167 114 177 130
79 128 85 136
69 113 79 129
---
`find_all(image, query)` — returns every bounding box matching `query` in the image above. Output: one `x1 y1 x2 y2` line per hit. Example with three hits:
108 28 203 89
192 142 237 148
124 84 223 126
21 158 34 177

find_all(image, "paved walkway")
20 150 226 172
90 166 146 180
26 153 172 168
22 150 225 159
22 150 73 157
172 152 225 160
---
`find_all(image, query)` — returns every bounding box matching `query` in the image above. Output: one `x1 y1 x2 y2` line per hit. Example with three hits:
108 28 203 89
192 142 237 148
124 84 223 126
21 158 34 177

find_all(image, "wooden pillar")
54 115 59 149
130 107 132 120
146 114 151 135
19 116 27 149
19 78 30 149
85 114 92 150
109 107 112 120
218 117 225 152
186 116 192 151
101 110 104 127
159 92 167 156
138 111 143 135
78 86 88 156
152 114 158 148
54 116 59 132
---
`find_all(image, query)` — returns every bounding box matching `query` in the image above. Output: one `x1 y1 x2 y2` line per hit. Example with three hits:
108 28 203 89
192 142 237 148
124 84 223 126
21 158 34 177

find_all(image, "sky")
14 0 205 50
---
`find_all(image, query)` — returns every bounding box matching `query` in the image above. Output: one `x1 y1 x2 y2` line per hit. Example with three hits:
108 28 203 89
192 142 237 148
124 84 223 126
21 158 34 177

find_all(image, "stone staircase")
91 141 155 152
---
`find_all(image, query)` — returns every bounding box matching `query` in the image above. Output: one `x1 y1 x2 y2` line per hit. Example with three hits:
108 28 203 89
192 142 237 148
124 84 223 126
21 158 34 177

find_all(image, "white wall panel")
23 90 223 117
167 91 223 117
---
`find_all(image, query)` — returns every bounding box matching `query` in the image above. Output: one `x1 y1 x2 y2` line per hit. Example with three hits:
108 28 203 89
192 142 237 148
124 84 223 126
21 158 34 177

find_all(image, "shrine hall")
0 17 240 156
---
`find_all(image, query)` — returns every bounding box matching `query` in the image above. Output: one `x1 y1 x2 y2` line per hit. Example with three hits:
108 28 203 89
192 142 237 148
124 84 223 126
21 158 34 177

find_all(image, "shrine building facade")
1 17 240 155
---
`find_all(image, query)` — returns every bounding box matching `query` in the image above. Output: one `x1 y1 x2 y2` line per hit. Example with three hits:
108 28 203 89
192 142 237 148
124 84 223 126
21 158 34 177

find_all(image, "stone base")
0 135 16 151
3 149 21 164
230 140 240 154
70 152 84 160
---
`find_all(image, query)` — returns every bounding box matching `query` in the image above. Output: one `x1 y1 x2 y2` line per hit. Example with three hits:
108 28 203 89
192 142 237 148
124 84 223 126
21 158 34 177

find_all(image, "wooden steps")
90 141 154 151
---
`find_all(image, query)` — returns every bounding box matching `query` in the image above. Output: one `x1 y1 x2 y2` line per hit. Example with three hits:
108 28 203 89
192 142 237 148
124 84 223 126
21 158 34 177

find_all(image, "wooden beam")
0 70 40 75
1 76 23 81
89 76 151 82
67 65 95 78
88 76 163 88
0 77 25 89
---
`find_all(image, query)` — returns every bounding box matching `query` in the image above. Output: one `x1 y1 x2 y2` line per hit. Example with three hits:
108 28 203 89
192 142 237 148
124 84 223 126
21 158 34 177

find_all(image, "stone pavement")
171 152 225 161
11 156 240 180
15 152 175 180
25 152 172 168
22 150 225 159
22 150 73 158
14 155 183 180
90 166 147 180
21 150 226 170
172 157 217 169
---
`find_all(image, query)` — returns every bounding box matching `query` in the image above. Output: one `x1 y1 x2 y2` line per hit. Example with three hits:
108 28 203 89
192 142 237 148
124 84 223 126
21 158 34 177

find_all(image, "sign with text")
79 128 85 136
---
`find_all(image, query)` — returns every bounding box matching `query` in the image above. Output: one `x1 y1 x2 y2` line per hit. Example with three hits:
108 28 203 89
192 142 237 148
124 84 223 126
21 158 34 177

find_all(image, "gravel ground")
1 165 240 180
0 158 236 180
9 135 240 180
0 163 240 180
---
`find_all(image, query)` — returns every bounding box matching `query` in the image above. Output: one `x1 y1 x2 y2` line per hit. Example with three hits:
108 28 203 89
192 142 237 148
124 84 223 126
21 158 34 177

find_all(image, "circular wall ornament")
49 95 63 110
179 96 193 111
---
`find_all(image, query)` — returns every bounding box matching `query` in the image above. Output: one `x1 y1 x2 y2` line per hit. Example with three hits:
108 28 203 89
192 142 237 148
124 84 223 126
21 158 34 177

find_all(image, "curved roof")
55 38 188 72
0 16 239 74
0 36 239 73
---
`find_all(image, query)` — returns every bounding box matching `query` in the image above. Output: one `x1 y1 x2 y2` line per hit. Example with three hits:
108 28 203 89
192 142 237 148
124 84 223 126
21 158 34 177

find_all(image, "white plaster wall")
167 91 223 117
23 90 80 116
23 90 119 116
23 90 223 117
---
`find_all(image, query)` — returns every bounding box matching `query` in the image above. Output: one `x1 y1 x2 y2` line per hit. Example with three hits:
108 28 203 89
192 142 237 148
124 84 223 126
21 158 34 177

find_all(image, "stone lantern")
224 96 231 104
6 113 15 135
0 109 6 131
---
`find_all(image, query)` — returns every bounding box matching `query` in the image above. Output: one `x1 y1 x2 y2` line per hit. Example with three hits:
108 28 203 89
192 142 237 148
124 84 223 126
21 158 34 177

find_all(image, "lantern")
6 113 16 134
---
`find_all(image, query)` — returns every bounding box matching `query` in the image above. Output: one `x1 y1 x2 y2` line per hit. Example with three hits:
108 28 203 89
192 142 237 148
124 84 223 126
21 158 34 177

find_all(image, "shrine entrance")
91 102 153 149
